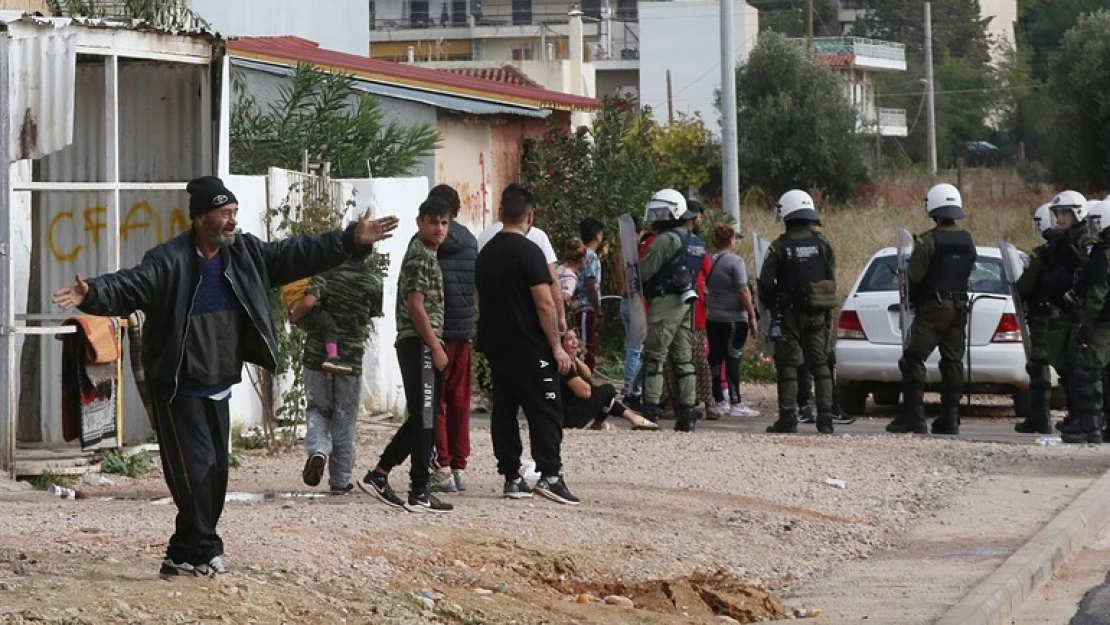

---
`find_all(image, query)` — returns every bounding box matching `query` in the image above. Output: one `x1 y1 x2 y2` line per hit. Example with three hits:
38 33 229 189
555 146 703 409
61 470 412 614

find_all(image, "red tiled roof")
442 65 542 88
813 53 854 68
227 36 602 112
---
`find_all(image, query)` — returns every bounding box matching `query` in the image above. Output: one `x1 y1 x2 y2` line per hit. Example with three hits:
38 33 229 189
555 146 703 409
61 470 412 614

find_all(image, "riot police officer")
639 189 705 432
758 190 838 434
1014 197 1086 434
887 184 976 436
1061 195 1110 444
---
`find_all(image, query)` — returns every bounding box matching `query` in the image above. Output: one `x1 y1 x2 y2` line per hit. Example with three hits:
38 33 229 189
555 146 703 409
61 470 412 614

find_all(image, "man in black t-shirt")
476 184 579 505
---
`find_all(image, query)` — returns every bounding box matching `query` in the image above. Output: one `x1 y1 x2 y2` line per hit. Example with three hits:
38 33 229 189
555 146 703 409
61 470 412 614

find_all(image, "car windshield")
857 254 1009 295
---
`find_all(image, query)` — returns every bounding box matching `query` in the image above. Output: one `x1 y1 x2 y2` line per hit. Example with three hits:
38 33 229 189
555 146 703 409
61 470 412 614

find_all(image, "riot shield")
896 227 914 350
618 214 648 346
999 237 1032 359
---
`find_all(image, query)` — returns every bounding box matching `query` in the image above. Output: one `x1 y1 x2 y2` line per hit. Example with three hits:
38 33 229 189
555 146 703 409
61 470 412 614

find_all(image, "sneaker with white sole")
797 405 816 424
730 402 760 418
195 556 230 577
503 476 533 499
714 401 730 416
452 469 467 492
404 490 453 513
302 452 326 487
429 467 458 494
357 471 405 508
158 559 197 579
533 476 580 506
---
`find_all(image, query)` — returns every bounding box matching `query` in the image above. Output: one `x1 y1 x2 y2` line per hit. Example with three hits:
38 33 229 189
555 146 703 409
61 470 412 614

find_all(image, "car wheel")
1050 385 1067 411
837 384 867 416
1013 388 1032 420
872 389 900 407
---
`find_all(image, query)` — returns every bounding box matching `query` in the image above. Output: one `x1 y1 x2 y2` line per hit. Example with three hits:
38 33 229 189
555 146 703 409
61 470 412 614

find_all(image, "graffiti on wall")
436 152 491 230
48 202 189 263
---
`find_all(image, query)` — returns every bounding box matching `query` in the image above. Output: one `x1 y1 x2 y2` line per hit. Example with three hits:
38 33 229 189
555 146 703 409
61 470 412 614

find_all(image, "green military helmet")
925 183 964 219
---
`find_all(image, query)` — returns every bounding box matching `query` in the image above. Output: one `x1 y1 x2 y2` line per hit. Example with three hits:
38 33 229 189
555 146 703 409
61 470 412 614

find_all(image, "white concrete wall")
188 0 371 56
637 0 758 130
340 177 431 417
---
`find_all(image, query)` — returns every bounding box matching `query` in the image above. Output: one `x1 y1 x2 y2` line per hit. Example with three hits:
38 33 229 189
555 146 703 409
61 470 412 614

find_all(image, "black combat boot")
1016 363 1053 434
642 403 662 424
931 401 960 435
1061 368 1102 444
816 413 834 435
888 358 928 434
1061 413 1102 444
674 406 698 433
766 411 798 434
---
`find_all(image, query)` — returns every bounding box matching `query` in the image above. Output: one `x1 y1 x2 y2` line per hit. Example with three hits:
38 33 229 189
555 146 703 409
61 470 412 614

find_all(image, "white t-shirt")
476 222 557 264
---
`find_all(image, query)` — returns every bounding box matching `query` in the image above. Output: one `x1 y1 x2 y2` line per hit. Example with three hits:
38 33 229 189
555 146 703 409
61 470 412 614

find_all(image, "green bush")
31 471 74 491
100 449 152 478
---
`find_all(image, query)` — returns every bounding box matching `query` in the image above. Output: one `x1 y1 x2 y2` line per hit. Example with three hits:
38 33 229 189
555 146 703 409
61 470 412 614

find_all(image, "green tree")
750 0 838 37
854 0 993 68
733 32 868 203
230 64 441 178
1019 0 1106 82
1046 10 1110 189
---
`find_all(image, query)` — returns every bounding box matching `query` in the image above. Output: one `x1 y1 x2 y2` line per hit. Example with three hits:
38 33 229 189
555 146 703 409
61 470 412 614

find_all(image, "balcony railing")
811 37 905 63
859 106 907 134
371 8 638 31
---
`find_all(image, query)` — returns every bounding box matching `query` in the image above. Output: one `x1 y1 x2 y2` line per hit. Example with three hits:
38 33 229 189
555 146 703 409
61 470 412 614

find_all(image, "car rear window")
856 255 1009 295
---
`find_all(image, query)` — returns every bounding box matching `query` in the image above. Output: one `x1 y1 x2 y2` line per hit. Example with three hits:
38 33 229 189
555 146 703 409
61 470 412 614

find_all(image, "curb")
935 464 1110 625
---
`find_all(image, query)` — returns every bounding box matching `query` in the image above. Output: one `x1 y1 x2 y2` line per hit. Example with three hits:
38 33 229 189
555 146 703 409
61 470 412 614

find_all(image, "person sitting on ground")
560 329 659 431
558 238 587 313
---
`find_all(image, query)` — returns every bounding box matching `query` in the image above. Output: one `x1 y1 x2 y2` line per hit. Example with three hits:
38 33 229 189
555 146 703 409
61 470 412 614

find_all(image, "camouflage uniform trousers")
902 300 968 407
303 368 362 490
641 294 696 409
774 311 833 417
661 329 714 409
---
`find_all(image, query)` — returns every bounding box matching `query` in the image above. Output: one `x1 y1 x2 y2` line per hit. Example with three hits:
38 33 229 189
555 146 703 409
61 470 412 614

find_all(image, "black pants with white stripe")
488 347 564 478
152 393 230 566
379 337 442 494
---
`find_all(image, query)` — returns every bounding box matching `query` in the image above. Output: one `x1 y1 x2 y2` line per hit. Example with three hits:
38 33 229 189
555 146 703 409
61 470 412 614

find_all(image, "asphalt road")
1072 573 1110 625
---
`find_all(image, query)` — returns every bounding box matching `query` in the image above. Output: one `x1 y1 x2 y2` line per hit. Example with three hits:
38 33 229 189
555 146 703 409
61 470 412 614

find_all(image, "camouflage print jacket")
302 258 383 375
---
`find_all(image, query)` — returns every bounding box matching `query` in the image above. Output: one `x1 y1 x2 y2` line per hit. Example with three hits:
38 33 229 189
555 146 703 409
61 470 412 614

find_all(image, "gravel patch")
0 426 1054 624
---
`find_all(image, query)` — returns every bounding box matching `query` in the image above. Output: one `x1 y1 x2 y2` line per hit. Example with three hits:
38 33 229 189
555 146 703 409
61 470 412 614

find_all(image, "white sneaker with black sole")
533 476 580 506
404 491 453 513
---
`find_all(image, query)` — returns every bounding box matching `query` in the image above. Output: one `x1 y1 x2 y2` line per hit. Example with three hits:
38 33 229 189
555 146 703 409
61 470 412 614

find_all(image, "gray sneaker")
195 556 230 577
158 559 196 579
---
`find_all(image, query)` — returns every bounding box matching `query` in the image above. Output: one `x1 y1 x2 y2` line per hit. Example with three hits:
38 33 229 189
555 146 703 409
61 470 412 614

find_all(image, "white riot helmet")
925 183 964 219
1088 199 1110 236
644 188 694 223
1032 203 1054 238
777 189 820 223
1050 190 1088 222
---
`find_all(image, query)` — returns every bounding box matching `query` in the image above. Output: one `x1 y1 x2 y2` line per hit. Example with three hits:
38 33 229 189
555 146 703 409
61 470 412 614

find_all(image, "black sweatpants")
564 383 625 429
706 320 750 404
152 393 230 566
488 348 564 478
379 337 441 493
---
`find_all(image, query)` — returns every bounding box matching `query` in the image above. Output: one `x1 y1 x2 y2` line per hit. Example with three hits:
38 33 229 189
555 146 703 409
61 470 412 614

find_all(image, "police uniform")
639 189 702 432
888 184 975 436
759 190 838 435
1014 224 1085 434
1062 197 1110 444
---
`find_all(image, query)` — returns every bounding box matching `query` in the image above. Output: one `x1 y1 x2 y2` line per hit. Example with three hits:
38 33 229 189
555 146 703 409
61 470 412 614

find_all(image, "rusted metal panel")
7 30 76 161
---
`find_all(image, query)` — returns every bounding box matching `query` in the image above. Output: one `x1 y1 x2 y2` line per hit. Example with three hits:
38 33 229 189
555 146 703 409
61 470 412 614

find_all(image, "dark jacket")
78 226 365 399
438 220 477 341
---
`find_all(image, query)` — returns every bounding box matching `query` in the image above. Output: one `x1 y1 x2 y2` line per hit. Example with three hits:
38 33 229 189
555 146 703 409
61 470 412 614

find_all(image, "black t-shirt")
560 369 587 412
475 231 553 357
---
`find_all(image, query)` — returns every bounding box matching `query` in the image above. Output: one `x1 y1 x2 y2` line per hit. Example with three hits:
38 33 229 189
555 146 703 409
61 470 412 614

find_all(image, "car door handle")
888 304 900 312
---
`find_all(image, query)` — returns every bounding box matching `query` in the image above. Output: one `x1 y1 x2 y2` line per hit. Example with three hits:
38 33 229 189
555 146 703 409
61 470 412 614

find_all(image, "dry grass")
732 168 1056 300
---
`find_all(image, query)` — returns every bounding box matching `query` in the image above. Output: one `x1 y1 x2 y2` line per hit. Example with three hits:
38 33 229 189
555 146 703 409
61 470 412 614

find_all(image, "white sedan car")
834 246 1059 418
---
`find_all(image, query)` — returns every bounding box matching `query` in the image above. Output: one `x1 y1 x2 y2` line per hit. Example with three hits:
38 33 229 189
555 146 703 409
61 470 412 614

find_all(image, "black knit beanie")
187 176 238 219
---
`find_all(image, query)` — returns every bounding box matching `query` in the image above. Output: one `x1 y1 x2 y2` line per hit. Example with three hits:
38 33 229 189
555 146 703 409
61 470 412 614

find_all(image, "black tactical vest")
1035 228 1085 308
914 228 975 303
776 234 826 297
649 230 704 297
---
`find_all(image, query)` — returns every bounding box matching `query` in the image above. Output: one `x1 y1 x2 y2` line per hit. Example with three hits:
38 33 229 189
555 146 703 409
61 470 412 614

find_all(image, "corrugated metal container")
7 31 76 161
34 61 210 444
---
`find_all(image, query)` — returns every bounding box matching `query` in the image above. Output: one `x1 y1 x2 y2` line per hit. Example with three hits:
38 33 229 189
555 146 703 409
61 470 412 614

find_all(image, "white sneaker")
730 402 760 418
714 401 730 416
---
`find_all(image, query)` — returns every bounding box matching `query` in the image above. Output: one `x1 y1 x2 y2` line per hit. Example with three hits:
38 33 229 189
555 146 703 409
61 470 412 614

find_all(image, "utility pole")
924 1 938 175
806 0 814 53
666 69 674 124
720 0 740 228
